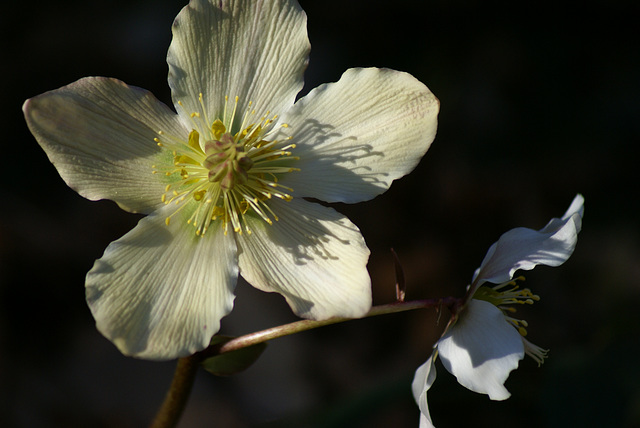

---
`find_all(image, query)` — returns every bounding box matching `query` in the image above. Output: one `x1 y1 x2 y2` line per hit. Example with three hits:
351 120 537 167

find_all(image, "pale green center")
152 94 299 236
474 276 549 364
473 276 539 337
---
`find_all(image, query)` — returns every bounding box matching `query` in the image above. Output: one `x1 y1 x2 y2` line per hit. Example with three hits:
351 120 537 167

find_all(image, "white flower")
412 195 584 427
23 0 439 360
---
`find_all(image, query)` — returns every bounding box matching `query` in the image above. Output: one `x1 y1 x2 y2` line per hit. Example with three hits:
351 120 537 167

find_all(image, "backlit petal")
236 198 371 320
167 0 309 124
23 77 185 214
86 205 238 360
276 67 439 203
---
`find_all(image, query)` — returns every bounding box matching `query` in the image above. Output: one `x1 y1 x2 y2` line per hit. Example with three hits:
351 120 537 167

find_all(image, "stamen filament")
153 94 297 236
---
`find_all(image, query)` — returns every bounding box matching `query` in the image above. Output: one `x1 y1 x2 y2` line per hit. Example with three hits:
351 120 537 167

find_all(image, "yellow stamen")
153 94 298 236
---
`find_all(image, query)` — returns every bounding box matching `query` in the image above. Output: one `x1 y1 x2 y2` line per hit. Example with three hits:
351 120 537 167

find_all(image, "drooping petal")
23 77 186 214
437 299 524 400
86 205 238 360
236 198 371 320
412 351 438 428
469 194 584 295
167 0 309 125
276 67 439 203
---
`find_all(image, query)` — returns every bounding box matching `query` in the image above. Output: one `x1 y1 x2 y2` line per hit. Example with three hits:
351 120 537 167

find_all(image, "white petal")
540 193 584 234
411 351 438 428
419 413 435 428
86 205 238 360
470 195 584 292
236 198 371 320
437 300 524 400
277 67 439 203
24 77 186 214
167 0 309 124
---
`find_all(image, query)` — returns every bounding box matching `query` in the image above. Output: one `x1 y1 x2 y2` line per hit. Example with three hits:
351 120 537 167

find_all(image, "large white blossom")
412 195 584 427
23 0 438 360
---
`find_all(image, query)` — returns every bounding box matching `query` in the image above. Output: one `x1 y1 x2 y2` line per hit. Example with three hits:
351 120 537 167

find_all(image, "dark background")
2 0 638 426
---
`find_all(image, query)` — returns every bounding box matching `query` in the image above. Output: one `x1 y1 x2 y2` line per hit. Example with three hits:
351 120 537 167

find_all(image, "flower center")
152 94 299 236
473 276 539 336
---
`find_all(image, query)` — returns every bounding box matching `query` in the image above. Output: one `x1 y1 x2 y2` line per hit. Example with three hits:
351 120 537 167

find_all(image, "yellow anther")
211 120 226 138
154 95 297 236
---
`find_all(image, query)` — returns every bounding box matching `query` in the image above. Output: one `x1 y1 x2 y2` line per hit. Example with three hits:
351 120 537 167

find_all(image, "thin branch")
203 297 459 356
150 296 460 427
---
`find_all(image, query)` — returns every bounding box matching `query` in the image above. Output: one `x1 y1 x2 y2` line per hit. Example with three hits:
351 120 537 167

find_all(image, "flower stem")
149 354 200 428
150 296 458 427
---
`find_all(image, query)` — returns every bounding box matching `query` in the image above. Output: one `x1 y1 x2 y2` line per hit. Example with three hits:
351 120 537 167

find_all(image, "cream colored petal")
438 300 524 400
236 198 371 320
167 0 309 126
277 67 439 203
412 351 438 428
24 77 186 214
86 205 238 360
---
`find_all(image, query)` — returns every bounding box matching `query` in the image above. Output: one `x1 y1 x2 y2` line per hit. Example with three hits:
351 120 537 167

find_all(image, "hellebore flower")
412 195 584 427
23 0 439 359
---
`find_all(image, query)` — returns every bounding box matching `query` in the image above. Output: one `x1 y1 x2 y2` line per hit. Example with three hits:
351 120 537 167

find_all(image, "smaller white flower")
412 195 584 428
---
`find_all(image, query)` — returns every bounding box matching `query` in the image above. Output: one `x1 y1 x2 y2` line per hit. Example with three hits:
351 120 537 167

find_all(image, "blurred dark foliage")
1 0 638 427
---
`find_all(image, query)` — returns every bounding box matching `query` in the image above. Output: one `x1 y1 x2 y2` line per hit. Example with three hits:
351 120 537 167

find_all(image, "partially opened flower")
23 0 438 360
412 195 584 428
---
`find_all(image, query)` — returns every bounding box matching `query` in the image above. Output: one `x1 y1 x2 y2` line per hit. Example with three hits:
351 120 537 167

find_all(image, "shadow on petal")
438 300 524 399
278 118 394 202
